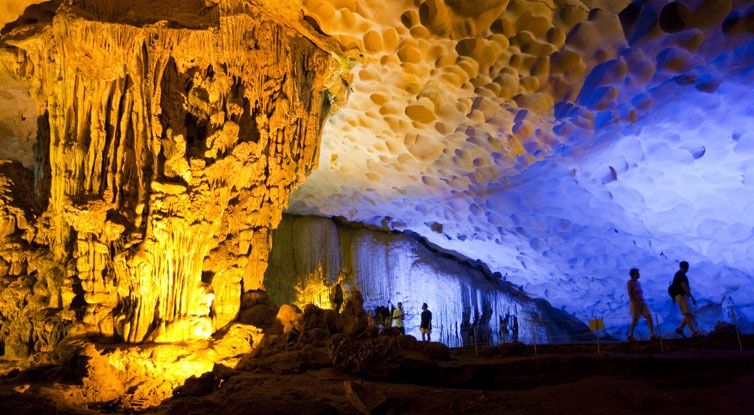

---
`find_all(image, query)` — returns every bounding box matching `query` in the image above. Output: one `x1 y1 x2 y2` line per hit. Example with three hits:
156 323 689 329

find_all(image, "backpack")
668 281 679 300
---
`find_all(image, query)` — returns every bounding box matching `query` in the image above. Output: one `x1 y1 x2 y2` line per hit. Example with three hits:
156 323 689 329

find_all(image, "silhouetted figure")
511 315 519 342
367 310 375 328
374 306 390 330
672 261 700 337
627 268 656 341
392 302 405 335
420 303 432 342
331 282 344 313
499 312 510 344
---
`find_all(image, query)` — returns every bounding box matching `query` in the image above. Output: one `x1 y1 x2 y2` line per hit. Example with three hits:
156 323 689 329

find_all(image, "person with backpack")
671 261 700 337
627 268 657 341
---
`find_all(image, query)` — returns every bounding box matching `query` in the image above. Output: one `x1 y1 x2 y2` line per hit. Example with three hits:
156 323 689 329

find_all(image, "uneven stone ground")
0 335 752 415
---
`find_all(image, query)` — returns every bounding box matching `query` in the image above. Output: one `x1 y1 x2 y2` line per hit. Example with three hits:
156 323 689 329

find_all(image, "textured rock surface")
265 215 590 345
285 0 754 328
0 0 339 356
0 1 50 31
1 0 753 353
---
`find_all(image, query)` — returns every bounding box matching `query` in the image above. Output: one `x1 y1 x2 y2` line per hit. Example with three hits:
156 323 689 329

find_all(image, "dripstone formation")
0 1 340 357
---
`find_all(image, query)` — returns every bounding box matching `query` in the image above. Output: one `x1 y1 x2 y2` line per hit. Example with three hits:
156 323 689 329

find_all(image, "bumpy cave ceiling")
1 0 754 326
287 0 754 322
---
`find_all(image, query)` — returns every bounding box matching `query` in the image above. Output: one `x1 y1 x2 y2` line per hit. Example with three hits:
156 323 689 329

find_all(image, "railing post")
473 326 479 357
594 316 601 354
730 306 744 352
654 313 664 353
533 318 538 356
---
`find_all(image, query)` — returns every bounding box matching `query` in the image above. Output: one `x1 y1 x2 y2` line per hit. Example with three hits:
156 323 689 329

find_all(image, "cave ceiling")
290 0 754 320
1 0 754 322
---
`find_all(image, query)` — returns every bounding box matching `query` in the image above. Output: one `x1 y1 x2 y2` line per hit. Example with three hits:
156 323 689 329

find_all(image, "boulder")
341 291 368 337
276 304 302 333
238 303 278 328
343 380 387 415
240 290 272 310
301 304 342 334
417 341 450 360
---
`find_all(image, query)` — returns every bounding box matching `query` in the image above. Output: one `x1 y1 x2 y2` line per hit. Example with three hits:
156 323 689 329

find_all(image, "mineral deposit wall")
265 215 590 345
0 1 340 356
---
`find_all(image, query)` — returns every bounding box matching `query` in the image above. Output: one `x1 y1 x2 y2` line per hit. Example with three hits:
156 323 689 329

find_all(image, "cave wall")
265 215 590 345
0 2 338 356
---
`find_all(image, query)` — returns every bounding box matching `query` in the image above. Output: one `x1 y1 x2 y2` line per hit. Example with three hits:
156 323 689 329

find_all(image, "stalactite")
0 2 341 349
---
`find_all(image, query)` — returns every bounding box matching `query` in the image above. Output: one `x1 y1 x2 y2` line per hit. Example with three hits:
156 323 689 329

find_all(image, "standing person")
499 312 510 344
511 315 519 342
392 302 405 335
375 305 389 330
420 303 432 342
331 282 344 313
673 261 700 337
627 268 656 341
367 310 375 328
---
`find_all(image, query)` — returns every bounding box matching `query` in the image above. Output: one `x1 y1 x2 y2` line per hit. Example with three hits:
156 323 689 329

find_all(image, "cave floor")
1 336 752 415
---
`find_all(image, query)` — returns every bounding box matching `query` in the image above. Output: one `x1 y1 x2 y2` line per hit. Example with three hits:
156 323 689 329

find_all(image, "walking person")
392 302 405 335
627 268 657 341
420 303 432 342
672 261 700 337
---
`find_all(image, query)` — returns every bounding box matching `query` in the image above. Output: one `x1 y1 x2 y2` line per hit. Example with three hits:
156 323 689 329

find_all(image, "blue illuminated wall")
265 215 590 345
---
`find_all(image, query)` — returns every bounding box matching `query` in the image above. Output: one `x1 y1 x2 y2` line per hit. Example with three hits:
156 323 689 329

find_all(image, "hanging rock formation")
0 0 341 356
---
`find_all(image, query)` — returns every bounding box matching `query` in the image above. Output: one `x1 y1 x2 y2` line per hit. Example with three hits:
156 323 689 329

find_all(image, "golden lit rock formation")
0 0 342 355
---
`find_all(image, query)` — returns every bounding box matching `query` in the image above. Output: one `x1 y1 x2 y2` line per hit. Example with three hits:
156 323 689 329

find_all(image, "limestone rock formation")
265 215 590 345
1 0 752 362
0 0 341 357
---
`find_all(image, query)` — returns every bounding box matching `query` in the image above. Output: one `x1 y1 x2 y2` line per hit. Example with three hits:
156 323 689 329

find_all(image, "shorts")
420 327 431 334
675 295 692 315
630 301 650 320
